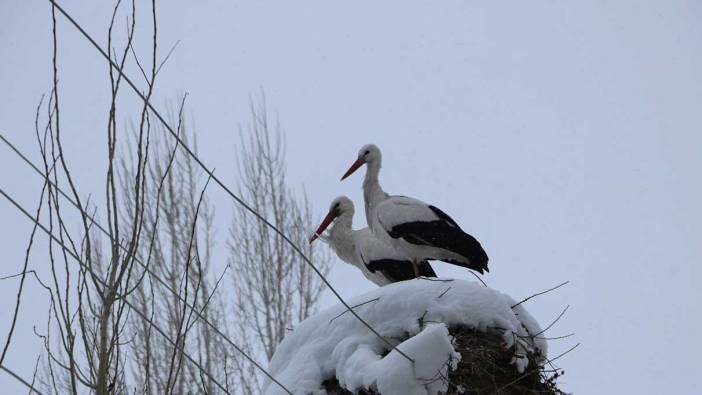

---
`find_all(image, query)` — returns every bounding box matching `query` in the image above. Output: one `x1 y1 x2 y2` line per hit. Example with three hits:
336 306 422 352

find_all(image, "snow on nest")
263 278 547 395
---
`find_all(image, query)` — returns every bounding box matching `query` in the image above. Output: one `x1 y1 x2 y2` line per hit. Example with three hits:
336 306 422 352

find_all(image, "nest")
322 326 565 394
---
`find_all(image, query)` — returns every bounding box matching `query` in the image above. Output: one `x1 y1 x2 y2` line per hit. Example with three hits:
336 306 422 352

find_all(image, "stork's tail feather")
387 214 489 275
442 230 489 274
444 259 487 274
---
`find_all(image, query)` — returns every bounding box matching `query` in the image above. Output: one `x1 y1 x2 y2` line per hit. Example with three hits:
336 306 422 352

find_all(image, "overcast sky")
1 1 701 393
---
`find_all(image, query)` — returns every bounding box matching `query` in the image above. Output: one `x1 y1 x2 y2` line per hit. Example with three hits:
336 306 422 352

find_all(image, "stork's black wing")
387 205 489 274
365 259 436 282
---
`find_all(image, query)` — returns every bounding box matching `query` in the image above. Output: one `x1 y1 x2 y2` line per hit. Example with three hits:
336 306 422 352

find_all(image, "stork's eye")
334 203 340 209
363 150 370 156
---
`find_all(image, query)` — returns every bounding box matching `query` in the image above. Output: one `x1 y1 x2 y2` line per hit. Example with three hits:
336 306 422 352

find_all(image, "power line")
0 364 44 395
0 132 293 395
0 187 233 395
46 0 414 363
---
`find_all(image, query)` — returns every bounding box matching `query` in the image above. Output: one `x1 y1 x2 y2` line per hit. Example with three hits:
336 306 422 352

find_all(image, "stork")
309 196 436 286
340 144 489 277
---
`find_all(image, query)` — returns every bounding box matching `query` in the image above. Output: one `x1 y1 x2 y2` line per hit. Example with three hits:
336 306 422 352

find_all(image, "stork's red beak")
340 158 365 181
309 210 337 244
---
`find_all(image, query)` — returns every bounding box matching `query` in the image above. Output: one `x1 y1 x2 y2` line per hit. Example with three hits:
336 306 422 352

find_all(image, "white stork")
309 196 436 286
340 144 489 277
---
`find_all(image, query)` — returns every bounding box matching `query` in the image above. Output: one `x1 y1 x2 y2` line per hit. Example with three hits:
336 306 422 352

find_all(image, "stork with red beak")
340 144 489 276
309 196 436 286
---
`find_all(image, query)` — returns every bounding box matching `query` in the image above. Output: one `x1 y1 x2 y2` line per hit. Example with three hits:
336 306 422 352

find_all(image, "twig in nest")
417 310 429 329
418 277 454 283
493 342 580 392
511 281 569 309
437 286 452 299
468 271 487 287
534 305 570 337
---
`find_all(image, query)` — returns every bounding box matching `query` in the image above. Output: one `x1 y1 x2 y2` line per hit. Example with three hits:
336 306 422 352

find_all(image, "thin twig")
0 175 48 365
533 305 570 338
468 271 487 287
418 277 454 283
437 286 452 299
511 281 569 309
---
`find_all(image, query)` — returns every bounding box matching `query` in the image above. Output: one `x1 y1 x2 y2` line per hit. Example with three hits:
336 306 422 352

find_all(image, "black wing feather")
366 259 437 282
387 205 489 274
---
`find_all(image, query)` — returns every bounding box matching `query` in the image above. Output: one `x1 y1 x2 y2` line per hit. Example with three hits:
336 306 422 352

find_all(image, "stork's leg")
413 259 421 278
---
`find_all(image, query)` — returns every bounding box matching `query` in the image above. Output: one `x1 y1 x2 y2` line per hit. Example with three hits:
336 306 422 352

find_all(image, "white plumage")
341 144 489 275
310 197 436 286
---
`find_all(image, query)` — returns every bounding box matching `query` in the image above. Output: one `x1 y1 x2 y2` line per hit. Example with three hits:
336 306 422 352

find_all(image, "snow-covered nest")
263 278 548 395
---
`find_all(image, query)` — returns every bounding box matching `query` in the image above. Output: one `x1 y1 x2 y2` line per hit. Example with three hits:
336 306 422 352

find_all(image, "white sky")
1 1 701 393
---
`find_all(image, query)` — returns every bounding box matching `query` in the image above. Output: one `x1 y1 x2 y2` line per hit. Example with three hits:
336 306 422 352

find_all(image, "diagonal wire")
0 364 45 395
0 132 292 395
0 187 235 395
47 0 413 363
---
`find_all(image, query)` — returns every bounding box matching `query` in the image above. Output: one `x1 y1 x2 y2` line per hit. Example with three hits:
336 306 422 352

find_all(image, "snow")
263 278 547 395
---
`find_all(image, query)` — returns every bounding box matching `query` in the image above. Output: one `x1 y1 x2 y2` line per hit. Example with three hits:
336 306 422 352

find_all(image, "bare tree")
120 110 231 394
28 1 158 393
1 2 332 394
122 99 329 395
228 100 333 393
25 2 226 394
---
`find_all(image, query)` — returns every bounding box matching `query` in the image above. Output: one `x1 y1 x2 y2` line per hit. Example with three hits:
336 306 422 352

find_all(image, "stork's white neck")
327 213 355 263
362 158 387 228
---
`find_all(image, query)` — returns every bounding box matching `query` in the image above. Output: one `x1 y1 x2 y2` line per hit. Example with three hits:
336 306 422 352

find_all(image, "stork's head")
309 196 354 244
340 144 381 181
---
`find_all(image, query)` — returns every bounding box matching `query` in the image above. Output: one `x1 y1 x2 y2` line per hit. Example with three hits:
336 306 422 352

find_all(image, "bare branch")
511 281 570 309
